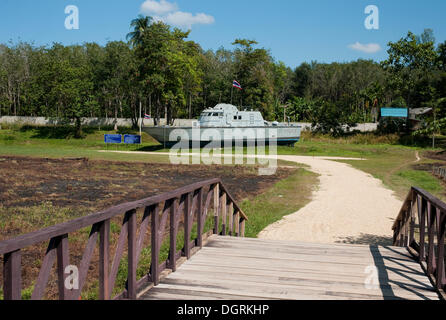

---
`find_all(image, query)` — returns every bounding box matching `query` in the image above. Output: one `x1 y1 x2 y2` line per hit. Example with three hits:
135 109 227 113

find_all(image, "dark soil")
0 156 294 213
424 150 446 163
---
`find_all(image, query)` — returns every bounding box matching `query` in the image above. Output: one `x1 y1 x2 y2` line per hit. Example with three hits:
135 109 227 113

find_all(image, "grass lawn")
1 125 445 200
0 125 172 163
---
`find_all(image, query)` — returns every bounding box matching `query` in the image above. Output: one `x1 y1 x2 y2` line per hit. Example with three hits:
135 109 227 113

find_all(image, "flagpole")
231 85 233 105
139 100 142 144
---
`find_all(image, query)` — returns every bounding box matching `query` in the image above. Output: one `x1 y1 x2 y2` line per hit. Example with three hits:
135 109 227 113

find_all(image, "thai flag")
144 114 151 119
233 80 242 90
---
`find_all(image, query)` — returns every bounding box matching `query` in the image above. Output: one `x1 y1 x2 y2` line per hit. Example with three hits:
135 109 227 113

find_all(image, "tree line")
0 15 445 137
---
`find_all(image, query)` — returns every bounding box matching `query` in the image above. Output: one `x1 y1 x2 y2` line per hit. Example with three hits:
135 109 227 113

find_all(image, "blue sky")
0 0 445 68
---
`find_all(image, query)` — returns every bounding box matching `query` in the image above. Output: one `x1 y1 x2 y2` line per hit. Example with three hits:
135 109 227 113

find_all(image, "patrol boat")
143 104 301 147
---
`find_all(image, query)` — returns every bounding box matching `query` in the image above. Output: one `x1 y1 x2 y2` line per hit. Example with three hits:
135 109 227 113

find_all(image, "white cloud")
140 0 214 29
348 42 382 54
141 0 178 15
163 11 215 29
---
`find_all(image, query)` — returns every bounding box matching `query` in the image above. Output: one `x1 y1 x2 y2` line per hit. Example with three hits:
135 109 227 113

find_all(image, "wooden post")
409 196 415 246
234 212 240 237
127 210 137 299
213 184 219 234
419 197 426 262
184 193 191 259
221 193 227 235
228 202 234 236
56 234 70 300
404 210 409 247
151 205 160 286
169 198 179 272
240 219 245 237
436 210 445 290
3 250 21 300
99 220 110 300
427 204 436 275
197 188 203 248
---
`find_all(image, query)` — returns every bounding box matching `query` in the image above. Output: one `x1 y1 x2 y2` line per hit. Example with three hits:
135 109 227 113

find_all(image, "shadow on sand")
335 233 394 246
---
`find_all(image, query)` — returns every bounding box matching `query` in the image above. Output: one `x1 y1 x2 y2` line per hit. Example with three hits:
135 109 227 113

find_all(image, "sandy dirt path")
258 155 403 244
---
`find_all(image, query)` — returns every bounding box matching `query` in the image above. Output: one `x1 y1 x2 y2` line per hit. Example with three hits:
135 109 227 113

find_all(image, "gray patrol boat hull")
144 126 301 147
144 104 301 147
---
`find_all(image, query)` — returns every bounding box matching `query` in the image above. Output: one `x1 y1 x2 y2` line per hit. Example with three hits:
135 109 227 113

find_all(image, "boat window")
233 116 237 120
212 113 220 116
238 116 242 120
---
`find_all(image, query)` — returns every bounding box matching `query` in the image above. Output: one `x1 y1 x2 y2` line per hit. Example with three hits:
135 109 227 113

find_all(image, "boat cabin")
198 104 266 127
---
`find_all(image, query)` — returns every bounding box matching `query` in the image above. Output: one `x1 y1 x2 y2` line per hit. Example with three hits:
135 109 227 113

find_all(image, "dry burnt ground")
0 156 297 299
424 150 446 162
413 150 446 173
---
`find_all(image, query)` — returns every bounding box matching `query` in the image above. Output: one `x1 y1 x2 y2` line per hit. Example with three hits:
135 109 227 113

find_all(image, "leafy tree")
311 100 355 136
47 44 98 137
382 30 438 108
232 39 275 118
127 15 152 47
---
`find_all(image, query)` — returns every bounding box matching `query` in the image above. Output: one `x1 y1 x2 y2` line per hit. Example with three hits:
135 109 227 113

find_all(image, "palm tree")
126 15 152 47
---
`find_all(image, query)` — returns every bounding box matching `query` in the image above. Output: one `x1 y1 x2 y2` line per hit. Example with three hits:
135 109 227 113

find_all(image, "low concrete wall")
0 116 378 132
296 122 378 132
0 116 195 127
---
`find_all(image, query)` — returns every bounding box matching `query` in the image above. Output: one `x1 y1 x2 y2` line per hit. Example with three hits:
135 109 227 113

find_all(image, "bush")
311 101 356 136
378 117 409 134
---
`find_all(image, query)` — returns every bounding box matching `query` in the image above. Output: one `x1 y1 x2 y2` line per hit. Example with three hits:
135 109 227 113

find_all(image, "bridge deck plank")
139 235 440 300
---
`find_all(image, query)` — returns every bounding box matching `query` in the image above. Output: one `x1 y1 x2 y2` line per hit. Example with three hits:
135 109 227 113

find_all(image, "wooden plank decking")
139 235 440 300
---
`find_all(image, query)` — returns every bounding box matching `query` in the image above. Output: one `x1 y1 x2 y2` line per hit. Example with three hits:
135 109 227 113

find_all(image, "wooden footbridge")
0 180 444 300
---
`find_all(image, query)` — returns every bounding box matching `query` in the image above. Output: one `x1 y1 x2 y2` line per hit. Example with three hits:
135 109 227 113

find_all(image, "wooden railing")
433 167 446 181
392 187 445 298
0 179 247 300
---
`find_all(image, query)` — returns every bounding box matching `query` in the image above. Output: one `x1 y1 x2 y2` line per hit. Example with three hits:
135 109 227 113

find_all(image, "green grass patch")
397 170 443 194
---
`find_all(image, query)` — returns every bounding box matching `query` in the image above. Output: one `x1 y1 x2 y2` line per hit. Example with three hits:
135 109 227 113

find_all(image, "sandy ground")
258 155 403 244
99 151 404 244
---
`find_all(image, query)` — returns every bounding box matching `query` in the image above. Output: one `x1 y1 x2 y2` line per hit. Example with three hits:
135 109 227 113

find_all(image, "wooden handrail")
0 179 248 300
393 187 446 298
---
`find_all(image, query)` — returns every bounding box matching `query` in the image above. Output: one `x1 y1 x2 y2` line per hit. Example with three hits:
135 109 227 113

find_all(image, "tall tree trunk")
75 116 82 138
17 85 20 116
13 94 16 116
155 97 161 126
189 94 192 119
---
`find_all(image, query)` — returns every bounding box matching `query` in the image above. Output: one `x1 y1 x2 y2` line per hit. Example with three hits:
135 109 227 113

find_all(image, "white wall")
0 116 378 132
